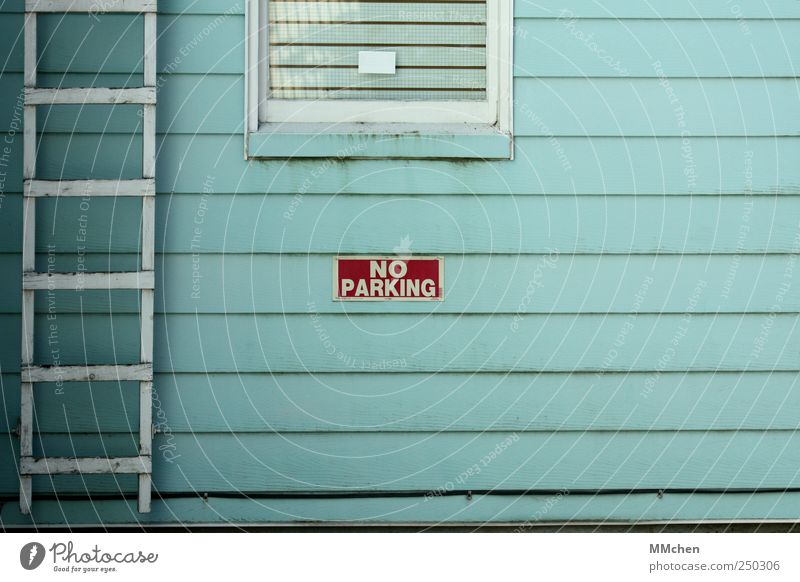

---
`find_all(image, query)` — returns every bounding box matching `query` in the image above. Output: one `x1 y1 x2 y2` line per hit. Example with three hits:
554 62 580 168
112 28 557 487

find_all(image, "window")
245 0 513 159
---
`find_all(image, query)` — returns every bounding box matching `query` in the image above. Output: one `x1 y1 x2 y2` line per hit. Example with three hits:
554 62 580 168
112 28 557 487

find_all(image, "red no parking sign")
333 256 444 301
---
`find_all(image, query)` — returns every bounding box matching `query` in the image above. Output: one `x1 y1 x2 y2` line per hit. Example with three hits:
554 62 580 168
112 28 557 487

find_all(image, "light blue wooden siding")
1 1 800 526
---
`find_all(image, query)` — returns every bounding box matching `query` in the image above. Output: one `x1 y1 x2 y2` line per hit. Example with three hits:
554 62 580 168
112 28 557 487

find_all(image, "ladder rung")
22 364 153 382
20 456 151 475
23 271 154 290
25 87 156 105
26 0 157 13
25 179 155 197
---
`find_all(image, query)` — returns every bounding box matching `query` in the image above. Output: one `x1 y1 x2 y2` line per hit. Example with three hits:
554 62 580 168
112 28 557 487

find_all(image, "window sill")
246 123 513 160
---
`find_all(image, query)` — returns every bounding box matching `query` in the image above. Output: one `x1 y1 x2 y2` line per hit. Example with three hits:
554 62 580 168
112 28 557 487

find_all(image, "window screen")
268 0 487 101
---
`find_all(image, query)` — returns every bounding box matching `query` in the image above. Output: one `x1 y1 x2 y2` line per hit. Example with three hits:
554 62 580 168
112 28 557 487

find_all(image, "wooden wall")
1 0 800 525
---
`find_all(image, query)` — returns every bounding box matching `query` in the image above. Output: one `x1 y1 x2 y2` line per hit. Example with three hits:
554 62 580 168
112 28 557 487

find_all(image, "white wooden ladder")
19 0 157 514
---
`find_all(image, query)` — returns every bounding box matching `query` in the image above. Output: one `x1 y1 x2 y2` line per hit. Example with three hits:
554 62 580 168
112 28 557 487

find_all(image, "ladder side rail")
138 10 157 514
19 10 37 516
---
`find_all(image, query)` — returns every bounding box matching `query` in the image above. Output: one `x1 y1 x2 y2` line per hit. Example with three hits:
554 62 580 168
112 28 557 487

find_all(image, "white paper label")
358 51 396 75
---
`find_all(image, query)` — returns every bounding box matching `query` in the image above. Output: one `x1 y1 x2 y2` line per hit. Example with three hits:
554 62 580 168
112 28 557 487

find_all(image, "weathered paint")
1 1 800 525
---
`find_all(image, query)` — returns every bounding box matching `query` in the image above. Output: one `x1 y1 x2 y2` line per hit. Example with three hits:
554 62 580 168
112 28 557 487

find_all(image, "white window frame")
245 0 512 133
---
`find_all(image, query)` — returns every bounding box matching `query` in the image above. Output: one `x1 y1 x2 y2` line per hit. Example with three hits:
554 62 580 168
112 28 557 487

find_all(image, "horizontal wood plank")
1 254 140 278
3 371 799 433
155 313 800 373
2 253 800 315
6 491 800 525
3 133 792 194
22 271 154 290
26 0 156 12
514 78 800 137
3 16 800 77
25 86 155 105
3 194 798 255
9 254 789 314
515 19 800 77
6 432 800 492
20 455 151 474
149 432 800 491
7 492 800 532
1 313 797 373
25 179 155 197
156 253 800 314
163 135 800 194
21 363 152 382
11 76 800 136
149 193 800 254
23 134 798 195
516 0 800 18
1 126 796 195
5 0 800 18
